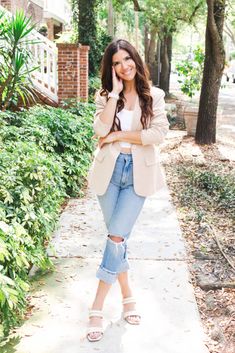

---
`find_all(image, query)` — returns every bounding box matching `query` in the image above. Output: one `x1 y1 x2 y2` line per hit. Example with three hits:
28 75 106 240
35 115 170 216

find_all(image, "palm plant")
0 9 38 111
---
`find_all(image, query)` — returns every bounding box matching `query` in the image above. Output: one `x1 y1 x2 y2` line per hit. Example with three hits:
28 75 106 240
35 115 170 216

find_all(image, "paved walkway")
6 160 209 353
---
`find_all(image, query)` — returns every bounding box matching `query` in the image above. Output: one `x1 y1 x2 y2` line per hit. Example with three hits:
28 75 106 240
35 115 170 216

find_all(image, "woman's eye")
125 56 131 61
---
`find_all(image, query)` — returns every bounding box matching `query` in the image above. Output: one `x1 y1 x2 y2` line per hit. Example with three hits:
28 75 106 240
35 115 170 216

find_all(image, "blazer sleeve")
93 90 113 137
140 88 169 146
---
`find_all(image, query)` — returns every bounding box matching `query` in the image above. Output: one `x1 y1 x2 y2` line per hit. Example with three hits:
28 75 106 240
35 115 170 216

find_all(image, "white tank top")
116 108 134 148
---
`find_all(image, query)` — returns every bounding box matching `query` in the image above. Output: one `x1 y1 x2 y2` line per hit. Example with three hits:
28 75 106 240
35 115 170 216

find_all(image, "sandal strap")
89 310 103 318
87 326 104 334
122 297 136 305
123 310 141 319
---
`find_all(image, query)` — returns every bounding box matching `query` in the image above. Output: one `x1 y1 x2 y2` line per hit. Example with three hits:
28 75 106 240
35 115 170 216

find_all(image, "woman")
87 39 169 342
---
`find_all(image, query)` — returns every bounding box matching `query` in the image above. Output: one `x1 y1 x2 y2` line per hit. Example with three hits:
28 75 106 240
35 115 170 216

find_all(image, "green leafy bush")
178 166 235 217
176 47 204 98
187 169 235 212
0 140 65 336
89 75 101 102
0 102 95 338
22 104 96 196
1 102 96 196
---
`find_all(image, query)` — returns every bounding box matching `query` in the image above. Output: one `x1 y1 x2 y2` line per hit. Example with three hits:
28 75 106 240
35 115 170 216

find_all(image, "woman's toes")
87 332 103 341
126 315 141 324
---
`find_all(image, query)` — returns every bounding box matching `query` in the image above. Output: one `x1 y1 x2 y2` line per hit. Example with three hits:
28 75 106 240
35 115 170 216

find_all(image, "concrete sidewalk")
6 180 210 353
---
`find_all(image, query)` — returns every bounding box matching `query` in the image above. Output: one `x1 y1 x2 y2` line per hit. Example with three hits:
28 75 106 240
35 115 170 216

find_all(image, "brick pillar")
79 45 90 101
57 43 80 103
0 0 12 11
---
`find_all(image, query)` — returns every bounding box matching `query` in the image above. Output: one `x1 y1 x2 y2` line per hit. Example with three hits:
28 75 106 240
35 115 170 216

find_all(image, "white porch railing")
29 30 58 103
0 5 58 103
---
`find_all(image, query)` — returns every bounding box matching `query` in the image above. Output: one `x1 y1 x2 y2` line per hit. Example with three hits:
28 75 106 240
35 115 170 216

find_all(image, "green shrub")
0 102 95 337
178 166 235 217
0 102 96 196
0 140 65 336
176 46 204 98
88 75 101 102
21 104 96 196
188 170 235 211
0 222 34 337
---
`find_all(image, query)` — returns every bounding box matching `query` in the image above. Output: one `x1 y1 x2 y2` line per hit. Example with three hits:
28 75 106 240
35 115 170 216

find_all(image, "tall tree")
78 0 98 75
159 31 173 93
143 0 204 94
71 0 111 75
195 0 226 144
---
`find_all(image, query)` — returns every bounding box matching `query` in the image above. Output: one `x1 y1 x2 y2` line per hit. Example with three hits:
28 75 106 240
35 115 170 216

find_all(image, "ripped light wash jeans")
96 153 146 284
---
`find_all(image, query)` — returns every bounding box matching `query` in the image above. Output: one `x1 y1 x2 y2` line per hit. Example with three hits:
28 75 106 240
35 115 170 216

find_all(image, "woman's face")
112 49 137 82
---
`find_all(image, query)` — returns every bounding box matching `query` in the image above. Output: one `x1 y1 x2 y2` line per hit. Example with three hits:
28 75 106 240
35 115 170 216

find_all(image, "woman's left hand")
98 132 118 148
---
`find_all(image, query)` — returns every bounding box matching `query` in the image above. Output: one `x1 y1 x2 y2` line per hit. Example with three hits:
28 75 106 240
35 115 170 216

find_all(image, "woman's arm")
98 130 142 148
98 87 169 147
99 97 118 126
93 68 123 137
93 92 116 137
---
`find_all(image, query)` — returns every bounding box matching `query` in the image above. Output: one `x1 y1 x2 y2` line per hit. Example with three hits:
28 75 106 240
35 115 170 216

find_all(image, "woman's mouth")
123 69 132 76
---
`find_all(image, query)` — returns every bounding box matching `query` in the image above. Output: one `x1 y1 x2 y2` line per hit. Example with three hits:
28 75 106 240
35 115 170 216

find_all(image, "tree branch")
224 22 235 47
189 0 204 23
208 224 235 271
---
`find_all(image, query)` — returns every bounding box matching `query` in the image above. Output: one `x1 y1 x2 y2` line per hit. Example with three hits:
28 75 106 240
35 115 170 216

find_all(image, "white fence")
29 30 58 103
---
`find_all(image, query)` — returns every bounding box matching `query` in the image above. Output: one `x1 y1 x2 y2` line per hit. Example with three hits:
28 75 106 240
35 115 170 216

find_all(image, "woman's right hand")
112 66 123 94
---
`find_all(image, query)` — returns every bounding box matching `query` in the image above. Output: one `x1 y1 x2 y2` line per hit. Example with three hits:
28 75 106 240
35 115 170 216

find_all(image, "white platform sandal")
87 310 104 342
122 297 141 325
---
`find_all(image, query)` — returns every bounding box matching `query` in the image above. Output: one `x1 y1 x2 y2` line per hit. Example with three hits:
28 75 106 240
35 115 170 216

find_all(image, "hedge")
0 102 95 339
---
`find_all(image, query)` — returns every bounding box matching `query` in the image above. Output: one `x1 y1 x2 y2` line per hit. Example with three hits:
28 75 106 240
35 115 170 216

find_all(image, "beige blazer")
88 86 169 197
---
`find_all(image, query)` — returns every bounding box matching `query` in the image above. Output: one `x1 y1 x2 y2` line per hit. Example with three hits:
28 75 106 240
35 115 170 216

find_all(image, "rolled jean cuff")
96 262 130 285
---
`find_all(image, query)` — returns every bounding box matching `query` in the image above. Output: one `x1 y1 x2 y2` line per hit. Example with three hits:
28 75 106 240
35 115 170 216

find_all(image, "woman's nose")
121 61 128 70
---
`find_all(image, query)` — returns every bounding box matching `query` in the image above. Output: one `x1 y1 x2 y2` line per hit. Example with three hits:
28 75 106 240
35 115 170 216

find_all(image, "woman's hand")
98 132 119 148
112 67 123 94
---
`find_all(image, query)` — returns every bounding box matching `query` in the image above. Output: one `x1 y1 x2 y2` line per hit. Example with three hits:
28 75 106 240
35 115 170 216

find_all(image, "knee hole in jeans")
109 235 124 243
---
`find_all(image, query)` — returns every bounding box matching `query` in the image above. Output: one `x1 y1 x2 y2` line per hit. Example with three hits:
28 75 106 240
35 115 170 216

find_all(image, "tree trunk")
78 0 97 75
144 24 149 63
159 33 172 95
195 0 226 145
145 27 158 85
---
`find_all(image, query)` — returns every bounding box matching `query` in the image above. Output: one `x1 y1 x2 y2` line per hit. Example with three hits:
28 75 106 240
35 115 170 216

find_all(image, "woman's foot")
87 310 104 342
122 297 141 325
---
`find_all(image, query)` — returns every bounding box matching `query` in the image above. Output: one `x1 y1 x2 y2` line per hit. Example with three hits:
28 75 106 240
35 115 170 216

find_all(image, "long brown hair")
99 39 153 131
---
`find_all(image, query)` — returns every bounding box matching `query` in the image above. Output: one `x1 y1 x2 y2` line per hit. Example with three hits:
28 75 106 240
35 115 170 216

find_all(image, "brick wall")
79 45 89 101
57 43 90 103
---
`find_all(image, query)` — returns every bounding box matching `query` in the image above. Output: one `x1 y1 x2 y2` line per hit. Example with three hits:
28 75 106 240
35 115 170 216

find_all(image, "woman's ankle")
91 300 104 311
121 288 132 299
